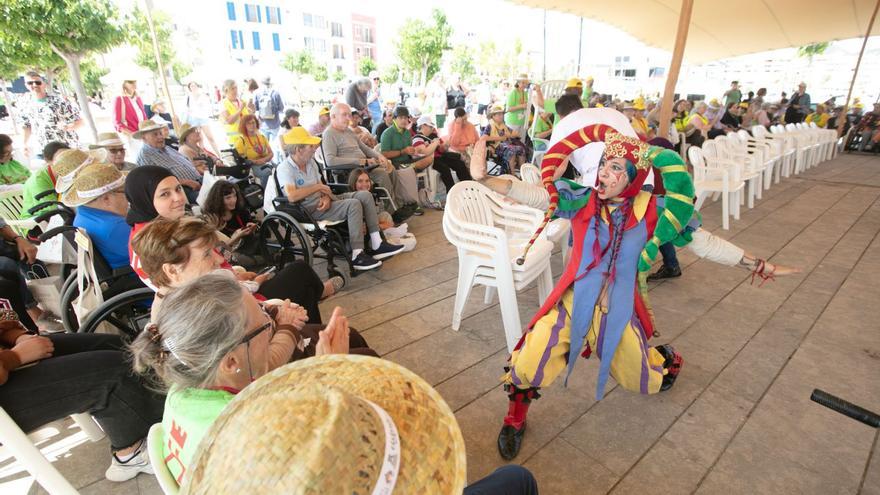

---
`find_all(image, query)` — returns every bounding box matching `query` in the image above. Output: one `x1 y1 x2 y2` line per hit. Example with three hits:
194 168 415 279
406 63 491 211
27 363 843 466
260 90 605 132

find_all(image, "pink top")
446 120 479 152
114 95 146 134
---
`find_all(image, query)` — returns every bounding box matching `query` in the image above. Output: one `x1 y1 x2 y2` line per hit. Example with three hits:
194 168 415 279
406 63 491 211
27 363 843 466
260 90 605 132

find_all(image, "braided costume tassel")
516 124 615 265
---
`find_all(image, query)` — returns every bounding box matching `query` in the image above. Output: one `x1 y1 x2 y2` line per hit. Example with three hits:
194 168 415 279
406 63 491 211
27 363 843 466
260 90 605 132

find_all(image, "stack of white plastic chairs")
713 134 763 209
688 143 744 230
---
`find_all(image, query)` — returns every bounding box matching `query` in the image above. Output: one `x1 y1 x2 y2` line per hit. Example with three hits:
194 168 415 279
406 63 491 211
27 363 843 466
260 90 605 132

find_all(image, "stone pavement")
3 152 879 494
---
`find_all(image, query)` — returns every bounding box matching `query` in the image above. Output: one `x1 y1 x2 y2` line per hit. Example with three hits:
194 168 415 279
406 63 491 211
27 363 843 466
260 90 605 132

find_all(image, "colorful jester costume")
498 124 695 460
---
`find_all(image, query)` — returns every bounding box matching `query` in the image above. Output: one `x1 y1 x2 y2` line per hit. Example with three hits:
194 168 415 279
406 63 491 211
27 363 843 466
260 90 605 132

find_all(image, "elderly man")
90 132 136 172
345 78 373 127
321 103 414 207
134 120 202 202
785 82 811 123
19 71 83 157
265 127 405 271
856 103 880 151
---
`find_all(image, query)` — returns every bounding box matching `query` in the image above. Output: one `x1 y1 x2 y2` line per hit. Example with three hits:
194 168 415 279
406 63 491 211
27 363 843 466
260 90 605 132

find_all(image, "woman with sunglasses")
130 272 352 484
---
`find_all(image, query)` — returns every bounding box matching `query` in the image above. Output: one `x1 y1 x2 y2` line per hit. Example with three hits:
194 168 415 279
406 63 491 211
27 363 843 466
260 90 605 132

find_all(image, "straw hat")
52 148 109 193
178 123 199 143
516 73 530 82
181 355 466 495
89 132 125 149
488 104 506 116
133 119 166 139
282 126 321 146
61 162 126 207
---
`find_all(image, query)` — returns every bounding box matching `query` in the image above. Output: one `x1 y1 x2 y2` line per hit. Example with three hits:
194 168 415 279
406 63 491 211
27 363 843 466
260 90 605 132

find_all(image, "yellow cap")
318 106 330 116
565 78 583 89
632 96 646 111
282 126 321 145
709 98 720 107
585 75 594 82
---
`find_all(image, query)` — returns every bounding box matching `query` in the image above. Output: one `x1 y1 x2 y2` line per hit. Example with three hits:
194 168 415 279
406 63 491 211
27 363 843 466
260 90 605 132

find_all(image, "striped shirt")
136 144 202 182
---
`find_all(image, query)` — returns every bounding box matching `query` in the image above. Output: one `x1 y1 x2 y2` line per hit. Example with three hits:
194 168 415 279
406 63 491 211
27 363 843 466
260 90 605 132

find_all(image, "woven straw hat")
89 132 125 149
488 104 506 116
52 148 109 193
133 119 166 139
178 123 199 143
182 355 466 495
61 162 126 207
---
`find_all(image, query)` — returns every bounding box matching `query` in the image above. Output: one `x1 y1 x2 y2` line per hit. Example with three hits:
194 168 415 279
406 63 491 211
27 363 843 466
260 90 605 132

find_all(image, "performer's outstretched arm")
469 136 552 210
688 228 801 280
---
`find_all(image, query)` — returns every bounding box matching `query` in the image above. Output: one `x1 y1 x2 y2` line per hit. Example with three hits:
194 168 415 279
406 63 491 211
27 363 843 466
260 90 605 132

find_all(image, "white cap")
416 115 435 128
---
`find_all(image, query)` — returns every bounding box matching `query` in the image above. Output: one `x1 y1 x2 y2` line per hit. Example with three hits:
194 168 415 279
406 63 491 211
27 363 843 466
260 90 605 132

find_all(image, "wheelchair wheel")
260 212 314 268
77 287 155 340
60 270 82 332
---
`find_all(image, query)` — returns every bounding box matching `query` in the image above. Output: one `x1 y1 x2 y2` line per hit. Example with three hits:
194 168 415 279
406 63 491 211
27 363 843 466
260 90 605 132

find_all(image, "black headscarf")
125 166 175 225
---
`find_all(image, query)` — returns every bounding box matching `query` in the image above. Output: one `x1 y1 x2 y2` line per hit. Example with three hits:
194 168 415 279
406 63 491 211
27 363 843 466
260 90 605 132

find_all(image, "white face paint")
596 157 630 200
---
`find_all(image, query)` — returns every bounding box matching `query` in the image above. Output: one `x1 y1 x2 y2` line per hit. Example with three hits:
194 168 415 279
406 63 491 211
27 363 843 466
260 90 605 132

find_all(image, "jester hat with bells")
516 124 694 399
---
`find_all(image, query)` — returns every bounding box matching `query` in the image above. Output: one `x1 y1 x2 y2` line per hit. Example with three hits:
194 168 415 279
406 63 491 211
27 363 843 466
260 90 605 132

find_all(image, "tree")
395 9 452 87
312 66 329 82
58 57 108 95
127 7 191 84
797 42 830 64
282 50 317 76
0 33 66 90
381 64 400 85
449 44 476 80
0 0 127 140
332 69 346 82
358 57 378 77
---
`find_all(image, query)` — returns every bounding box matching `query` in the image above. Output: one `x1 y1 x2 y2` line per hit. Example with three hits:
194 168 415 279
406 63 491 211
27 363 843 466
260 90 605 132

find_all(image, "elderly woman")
483 104 527 173
177 124 218 176
344 78 372 127
683 101 710 146
234 114 274 184
124 166 340 320
219 79 255 144
129 272 354 485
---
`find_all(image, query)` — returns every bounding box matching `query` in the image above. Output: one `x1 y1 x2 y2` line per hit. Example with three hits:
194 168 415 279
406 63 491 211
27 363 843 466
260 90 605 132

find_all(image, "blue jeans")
464 465 539 494
658 242 679 269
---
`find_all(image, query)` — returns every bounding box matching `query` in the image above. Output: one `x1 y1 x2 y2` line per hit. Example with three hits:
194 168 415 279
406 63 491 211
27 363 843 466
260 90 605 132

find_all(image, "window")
362 27 373 43
245 3 259 22
266 6 281 24
226 1 236 21
331 22 343 37
315 16 326 29
333 44 345 59
252 31 261 50
649 67 666 77
230 29 244 49
303 13 312 27
304 37 326 54
361 46 373 59
272 33 280 51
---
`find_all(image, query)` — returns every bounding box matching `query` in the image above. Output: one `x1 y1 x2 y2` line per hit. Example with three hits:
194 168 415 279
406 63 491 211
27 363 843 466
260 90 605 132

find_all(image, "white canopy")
509 0 878 63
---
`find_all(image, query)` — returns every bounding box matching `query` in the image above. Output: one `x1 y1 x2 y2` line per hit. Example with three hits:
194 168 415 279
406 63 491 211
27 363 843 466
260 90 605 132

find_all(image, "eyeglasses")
240 320 272 346
26 80 43 86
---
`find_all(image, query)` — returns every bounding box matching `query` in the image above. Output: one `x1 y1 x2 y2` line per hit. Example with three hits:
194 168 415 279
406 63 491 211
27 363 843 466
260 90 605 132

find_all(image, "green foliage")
282 50 317 76
381 64 399 84
332 69 346 82
66 57 108 94
127 7 188 81
394 9 452 86
312 66 329 81
358 57 378 77
449 44 475 80
797 42 830 62
0 35 65 81
475 37 527 80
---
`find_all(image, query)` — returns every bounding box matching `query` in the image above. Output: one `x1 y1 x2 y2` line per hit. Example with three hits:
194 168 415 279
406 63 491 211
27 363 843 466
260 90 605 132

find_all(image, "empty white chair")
752 125 792 183
736 129 778 190
771 125 808 175
0 408 105 495
715 135 761 208
443 181 554 352
147 423 179 495
691 143 744 230
520 163 571 265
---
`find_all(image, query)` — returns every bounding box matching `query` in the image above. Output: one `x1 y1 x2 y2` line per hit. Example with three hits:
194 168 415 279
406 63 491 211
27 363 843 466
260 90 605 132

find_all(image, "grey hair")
130 271 249 392
222 79 236 92
284 143 311 157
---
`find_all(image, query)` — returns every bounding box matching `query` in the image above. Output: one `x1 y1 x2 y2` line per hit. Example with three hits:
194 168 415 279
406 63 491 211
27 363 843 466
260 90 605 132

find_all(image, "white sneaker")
105 442 154 482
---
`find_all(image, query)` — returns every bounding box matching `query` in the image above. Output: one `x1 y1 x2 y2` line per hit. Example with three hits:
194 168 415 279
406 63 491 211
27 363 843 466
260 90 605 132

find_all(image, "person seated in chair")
64 162 145 296
412 115 472 193
264 127 405 271
134 120 202 203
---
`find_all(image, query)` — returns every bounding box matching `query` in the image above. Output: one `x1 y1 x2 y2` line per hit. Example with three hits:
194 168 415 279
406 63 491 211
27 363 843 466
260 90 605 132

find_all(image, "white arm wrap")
687 228 745 267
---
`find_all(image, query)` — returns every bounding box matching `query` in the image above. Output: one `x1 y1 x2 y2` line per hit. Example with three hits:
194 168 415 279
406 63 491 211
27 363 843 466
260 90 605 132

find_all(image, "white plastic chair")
690 144 743 230
770 125 808 175
751 125 792 183
443 181 554 352
147 423 179 495
0 408 105 495
736 129 778 191
519 163 570 266
0 186 38 236
715 135 761 209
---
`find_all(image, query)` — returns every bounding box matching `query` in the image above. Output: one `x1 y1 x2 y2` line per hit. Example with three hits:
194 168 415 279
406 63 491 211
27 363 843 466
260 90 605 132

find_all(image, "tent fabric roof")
509 0 877 63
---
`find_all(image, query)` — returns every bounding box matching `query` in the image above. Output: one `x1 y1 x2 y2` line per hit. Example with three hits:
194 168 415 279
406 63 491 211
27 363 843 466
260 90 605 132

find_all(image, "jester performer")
466 119 799 460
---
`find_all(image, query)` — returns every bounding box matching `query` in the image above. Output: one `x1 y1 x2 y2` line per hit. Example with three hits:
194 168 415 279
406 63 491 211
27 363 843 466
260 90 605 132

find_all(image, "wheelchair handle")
37 225 79 243
32 206 75 224
810 389 880 428
34 188 58 201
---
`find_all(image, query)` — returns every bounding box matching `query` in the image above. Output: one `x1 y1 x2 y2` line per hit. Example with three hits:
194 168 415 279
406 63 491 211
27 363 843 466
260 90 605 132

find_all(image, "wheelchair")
26 197 153 339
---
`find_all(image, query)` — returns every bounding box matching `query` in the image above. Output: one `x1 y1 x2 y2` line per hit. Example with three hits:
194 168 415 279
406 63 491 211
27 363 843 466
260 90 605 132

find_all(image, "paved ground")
3 152 879 494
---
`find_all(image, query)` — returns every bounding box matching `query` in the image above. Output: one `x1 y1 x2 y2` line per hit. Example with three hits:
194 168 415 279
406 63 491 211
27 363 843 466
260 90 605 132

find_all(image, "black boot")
656 344 683 391
647 265 682 282
498 387 540 460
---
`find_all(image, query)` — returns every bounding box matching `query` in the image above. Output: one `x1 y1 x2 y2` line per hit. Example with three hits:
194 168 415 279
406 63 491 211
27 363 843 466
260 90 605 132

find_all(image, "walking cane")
810 389 880 428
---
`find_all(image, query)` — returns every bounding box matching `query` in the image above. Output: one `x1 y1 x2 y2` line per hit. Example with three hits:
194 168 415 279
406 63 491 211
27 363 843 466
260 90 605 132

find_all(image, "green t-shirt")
0 160 31 185
724 89 742 107
162 386 235 485
20 168 55 219
505 89 527 127
380 123 413 167
531 114 553 140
